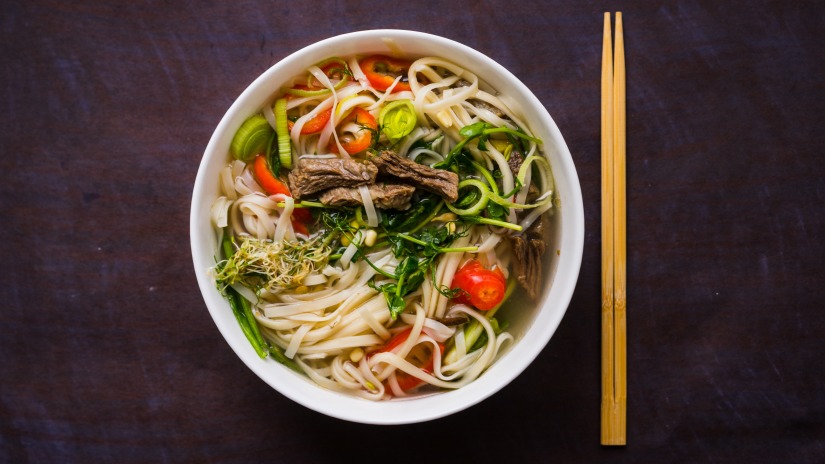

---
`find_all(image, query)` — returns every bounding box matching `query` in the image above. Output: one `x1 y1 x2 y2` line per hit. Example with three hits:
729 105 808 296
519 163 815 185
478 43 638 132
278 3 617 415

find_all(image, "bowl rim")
190 28 584 424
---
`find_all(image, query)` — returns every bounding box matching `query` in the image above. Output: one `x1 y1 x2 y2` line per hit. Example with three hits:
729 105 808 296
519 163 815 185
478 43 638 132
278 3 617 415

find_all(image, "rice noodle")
271 194 294 243
338 232 361 268
302 273 327 286
219 165 236 200
209 52 556 401
431 233 472 319
408 148 444 164
359 185 379 227
210 196 232 228
234 167 263 197
263 101 278 132
395 126 429 158
368 75 403 107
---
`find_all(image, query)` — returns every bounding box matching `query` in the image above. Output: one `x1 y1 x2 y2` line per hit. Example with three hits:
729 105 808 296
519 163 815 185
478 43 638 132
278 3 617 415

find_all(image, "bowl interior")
190 29 584 424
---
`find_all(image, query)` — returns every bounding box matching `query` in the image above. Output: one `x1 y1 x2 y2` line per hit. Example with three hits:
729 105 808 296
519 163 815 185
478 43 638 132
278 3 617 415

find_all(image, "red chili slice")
328 107 377 155
359 55 413 92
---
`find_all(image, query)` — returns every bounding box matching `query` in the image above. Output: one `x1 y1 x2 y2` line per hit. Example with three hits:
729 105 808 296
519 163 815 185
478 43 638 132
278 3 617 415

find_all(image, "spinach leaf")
368 278 406 320
375 224 471 318
381 195 439 232
436 122 541 171
486 201 508 221
368 256 425 320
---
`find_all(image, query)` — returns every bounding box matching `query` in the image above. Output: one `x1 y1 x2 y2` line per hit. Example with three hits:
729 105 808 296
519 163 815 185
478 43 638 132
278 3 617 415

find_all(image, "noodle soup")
192 30 583 422
210 53 555 400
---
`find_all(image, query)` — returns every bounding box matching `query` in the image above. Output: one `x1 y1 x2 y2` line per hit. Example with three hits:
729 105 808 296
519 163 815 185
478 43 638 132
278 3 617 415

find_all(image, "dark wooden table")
2 1 823 462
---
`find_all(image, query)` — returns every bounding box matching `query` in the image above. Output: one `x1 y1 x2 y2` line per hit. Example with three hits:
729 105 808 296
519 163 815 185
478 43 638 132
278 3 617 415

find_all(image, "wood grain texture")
600 10 617 445
1 1 824 462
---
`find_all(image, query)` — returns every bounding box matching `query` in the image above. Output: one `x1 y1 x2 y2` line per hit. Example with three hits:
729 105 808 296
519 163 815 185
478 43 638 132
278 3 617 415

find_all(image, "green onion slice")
379 99 417 141
274 98 292 169
230 115 273 161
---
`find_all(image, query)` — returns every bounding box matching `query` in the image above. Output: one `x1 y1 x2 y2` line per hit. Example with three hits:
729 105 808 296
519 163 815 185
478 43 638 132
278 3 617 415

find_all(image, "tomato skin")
291 207 313 224
291 219 309 235
450 260 507 310
372 327 444 392
382 327 414 352
359 55 413 92
394 363 428 392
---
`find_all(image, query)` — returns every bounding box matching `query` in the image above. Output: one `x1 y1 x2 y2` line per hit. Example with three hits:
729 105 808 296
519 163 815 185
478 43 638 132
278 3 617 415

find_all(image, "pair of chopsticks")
601 12 626 446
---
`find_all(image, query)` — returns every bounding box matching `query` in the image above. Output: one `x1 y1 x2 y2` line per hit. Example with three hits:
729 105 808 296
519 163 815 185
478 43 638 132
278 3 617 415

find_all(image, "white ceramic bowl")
190 29 584 424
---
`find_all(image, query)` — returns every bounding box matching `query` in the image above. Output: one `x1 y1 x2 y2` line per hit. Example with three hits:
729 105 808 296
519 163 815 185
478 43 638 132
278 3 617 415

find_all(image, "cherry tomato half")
450 260 507 310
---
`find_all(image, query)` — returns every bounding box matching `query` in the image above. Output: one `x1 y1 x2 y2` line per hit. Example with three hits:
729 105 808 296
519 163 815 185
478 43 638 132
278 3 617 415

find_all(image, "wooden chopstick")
601 11 627 446
600 10 616 445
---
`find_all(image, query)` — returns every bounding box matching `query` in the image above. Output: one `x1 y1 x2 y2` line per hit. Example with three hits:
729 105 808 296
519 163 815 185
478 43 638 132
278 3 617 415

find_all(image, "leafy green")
318 209 356 240
366 223 477 319
434 122 541 171
266 131 280 177
454 186 481 209
368 256 425 320
223 285 267 358
485 201 508 222
320 200 478 318
460 121 492 151
381 195 440 232
215 227 302 373
459 121 488 139
390 226 466 260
